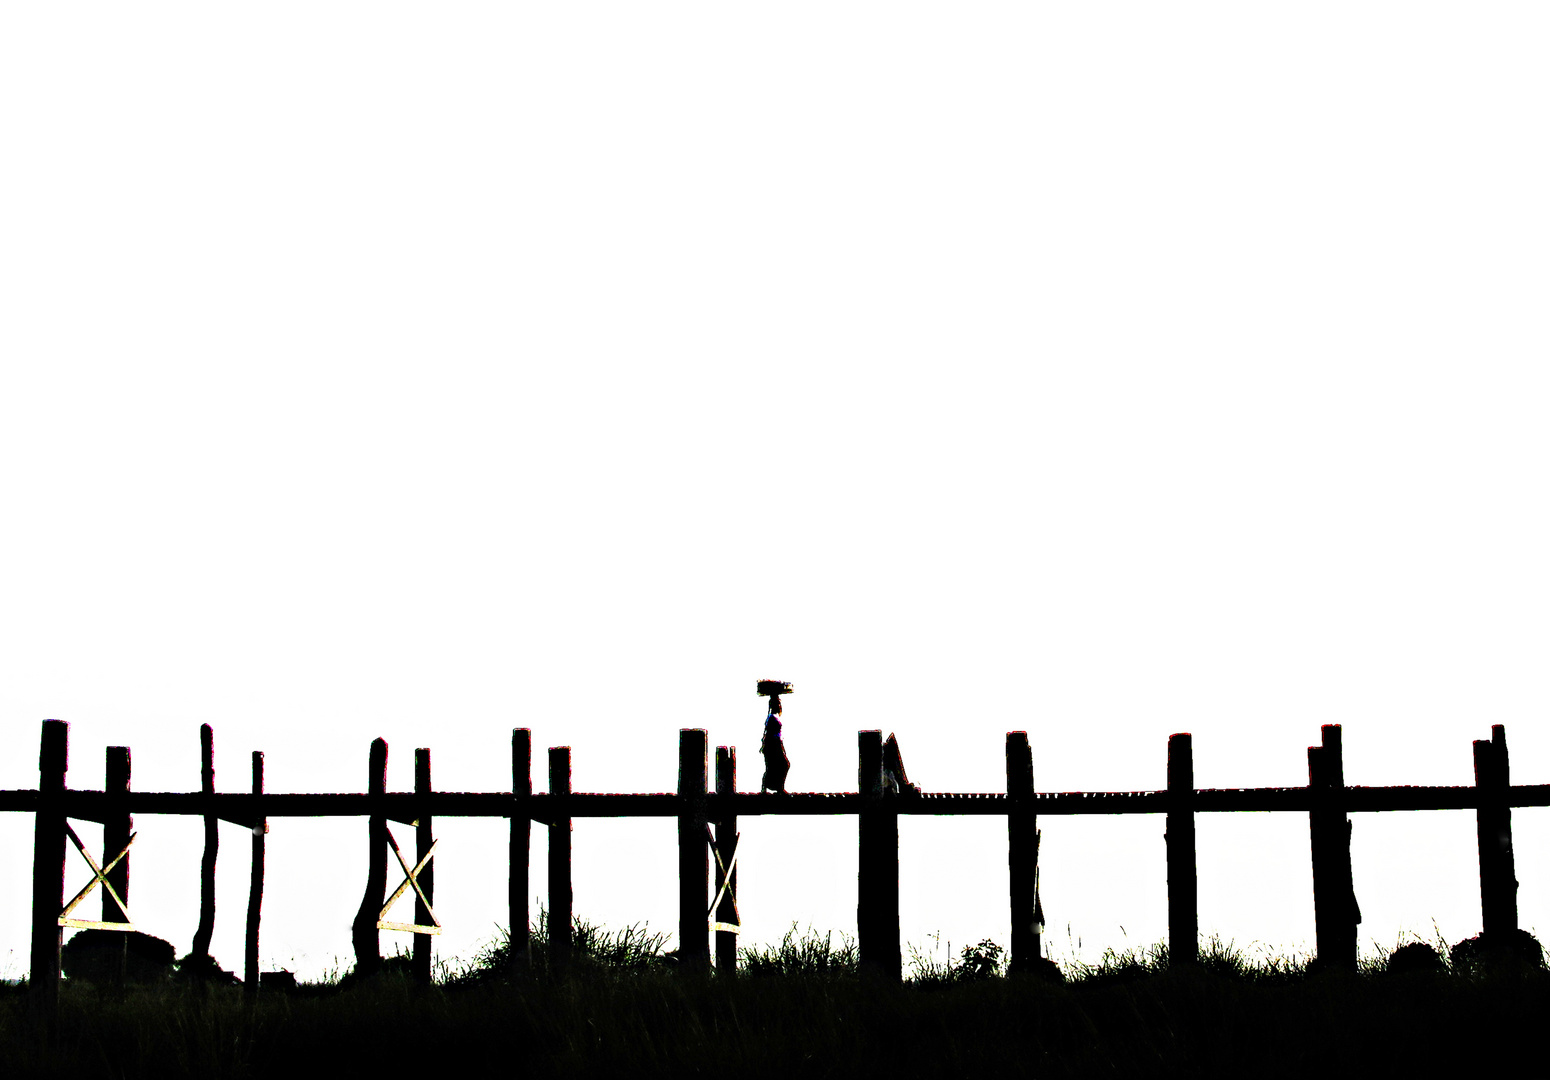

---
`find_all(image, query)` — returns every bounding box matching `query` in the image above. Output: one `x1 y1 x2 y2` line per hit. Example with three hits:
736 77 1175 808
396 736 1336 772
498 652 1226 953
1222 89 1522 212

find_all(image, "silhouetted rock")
1084 961 1149 988
1302 955 1359 978
175 952 242 986
337 953 413 991
62 929 175 984
1030 956 1066 984
1450 930 1544 974
1385 942 1445 976
260 970 297 992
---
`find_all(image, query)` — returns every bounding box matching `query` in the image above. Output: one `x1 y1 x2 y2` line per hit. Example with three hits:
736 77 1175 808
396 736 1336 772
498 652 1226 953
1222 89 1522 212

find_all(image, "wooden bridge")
3 719 1539 1017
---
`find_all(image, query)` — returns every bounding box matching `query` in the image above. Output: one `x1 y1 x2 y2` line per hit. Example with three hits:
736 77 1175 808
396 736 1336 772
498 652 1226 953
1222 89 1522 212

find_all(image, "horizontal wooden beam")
4 783 1549 819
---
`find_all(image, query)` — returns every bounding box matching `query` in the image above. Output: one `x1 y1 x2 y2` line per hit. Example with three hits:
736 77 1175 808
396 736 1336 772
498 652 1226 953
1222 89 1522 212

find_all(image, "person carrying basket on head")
758 680 792 794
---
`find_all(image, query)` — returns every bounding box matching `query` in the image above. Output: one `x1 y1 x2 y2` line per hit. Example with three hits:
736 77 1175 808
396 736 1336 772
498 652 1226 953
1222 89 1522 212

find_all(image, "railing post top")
1472 738 1506 787
859 730 884 797
40 719 68 772
1307 744 1325 785
548 746 571 795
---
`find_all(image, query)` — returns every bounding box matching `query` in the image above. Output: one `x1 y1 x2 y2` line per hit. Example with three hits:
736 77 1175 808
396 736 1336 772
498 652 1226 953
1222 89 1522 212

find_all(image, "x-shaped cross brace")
377 827 440 935
60 822 137 931
705 825 741 934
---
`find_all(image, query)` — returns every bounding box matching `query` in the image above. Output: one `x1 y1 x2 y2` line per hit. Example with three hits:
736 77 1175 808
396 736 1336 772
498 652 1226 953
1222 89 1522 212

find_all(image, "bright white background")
2 4 1548 983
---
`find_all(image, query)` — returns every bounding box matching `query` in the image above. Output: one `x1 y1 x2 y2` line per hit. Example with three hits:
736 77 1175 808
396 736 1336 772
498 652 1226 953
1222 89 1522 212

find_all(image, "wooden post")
715 746 738 975
1474 725 1518 937
1493 724 1519 934
190 723 218 961
678 729 709 972
548 746 572 975
352 738 388 978
857 730 900 982
510 728 531 974
1308 724 1357 970
1006 731 1039 974
1166 733 1197 965
413 748 434 986
103 747 132 927
30 720 68 1022
245 751 265 999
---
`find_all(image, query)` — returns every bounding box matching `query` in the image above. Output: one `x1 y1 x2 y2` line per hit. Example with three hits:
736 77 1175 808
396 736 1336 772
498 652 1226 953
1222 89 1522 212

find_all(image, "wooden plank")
1006 732 1038 974
351 738 388 979
510 728 531 975
190 723 218 961
715 746 738 975
549 747 572 975
27 782 1550 821
59 824 135 923
1166 733 1197 965
378 921 441 935
31 720 68 1023
245 751 265 999
413 748 434 985
378 834 437 923
678 729 709 971
57 784 1550 815
59 919 138 931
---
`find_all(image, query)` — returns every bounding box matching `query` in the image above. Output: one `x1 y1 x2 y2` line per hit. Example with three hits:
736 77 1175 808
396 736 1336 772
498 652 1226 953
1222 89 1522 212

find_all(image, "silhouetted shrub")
62 929 175 984
175 952 242 986
1385 942 1445 976
261 970 298 992
1028 956 1066 984
1450 930 1544 975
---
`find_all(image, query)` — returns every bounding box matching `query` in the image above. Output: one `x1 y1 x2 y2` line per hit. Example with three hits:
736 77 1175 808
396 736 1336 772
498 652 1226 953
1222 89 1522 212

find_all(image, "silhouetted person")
760 696 790 794
882 733 920 796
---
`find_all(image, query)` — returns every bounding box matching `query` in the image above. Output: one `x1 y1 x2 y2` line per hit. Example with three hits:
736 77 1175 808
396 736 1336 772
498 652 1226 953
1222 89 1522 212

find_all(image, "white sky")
2 4 1548 983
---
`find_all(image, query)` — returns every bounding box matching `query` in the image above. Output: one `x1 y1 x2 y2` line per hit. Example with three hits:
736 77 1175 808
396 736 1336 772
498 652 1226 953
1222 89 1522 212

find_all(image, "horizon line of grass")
419 908 1542 990
6 916 1547 1079
24 910 1539 992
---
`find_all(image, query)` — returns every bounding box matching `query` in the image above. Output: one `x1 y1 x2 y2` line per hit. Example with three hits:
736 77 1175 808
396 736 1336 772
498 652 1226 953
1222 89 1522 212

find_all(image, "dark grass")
1 920 1545 1078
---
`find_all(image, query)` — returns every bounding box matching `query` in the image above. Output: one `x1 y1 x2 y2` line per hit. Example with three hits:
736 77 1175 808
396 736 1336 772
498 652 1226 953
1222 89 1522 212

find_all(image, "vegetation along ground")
0 914 1544 1078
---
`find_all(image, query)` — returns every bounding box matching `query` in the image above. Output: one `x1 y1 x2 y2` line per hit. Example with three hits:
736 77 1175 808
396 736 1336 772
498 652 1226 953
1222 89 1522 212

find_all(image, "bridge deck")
2 784 1547 824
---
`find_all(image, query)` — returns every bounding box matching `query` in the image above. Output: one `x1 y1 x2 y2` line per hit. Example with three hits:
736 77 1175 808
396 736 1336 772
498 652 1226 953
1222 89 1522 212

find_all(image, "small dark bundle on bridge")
882 734 920 797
